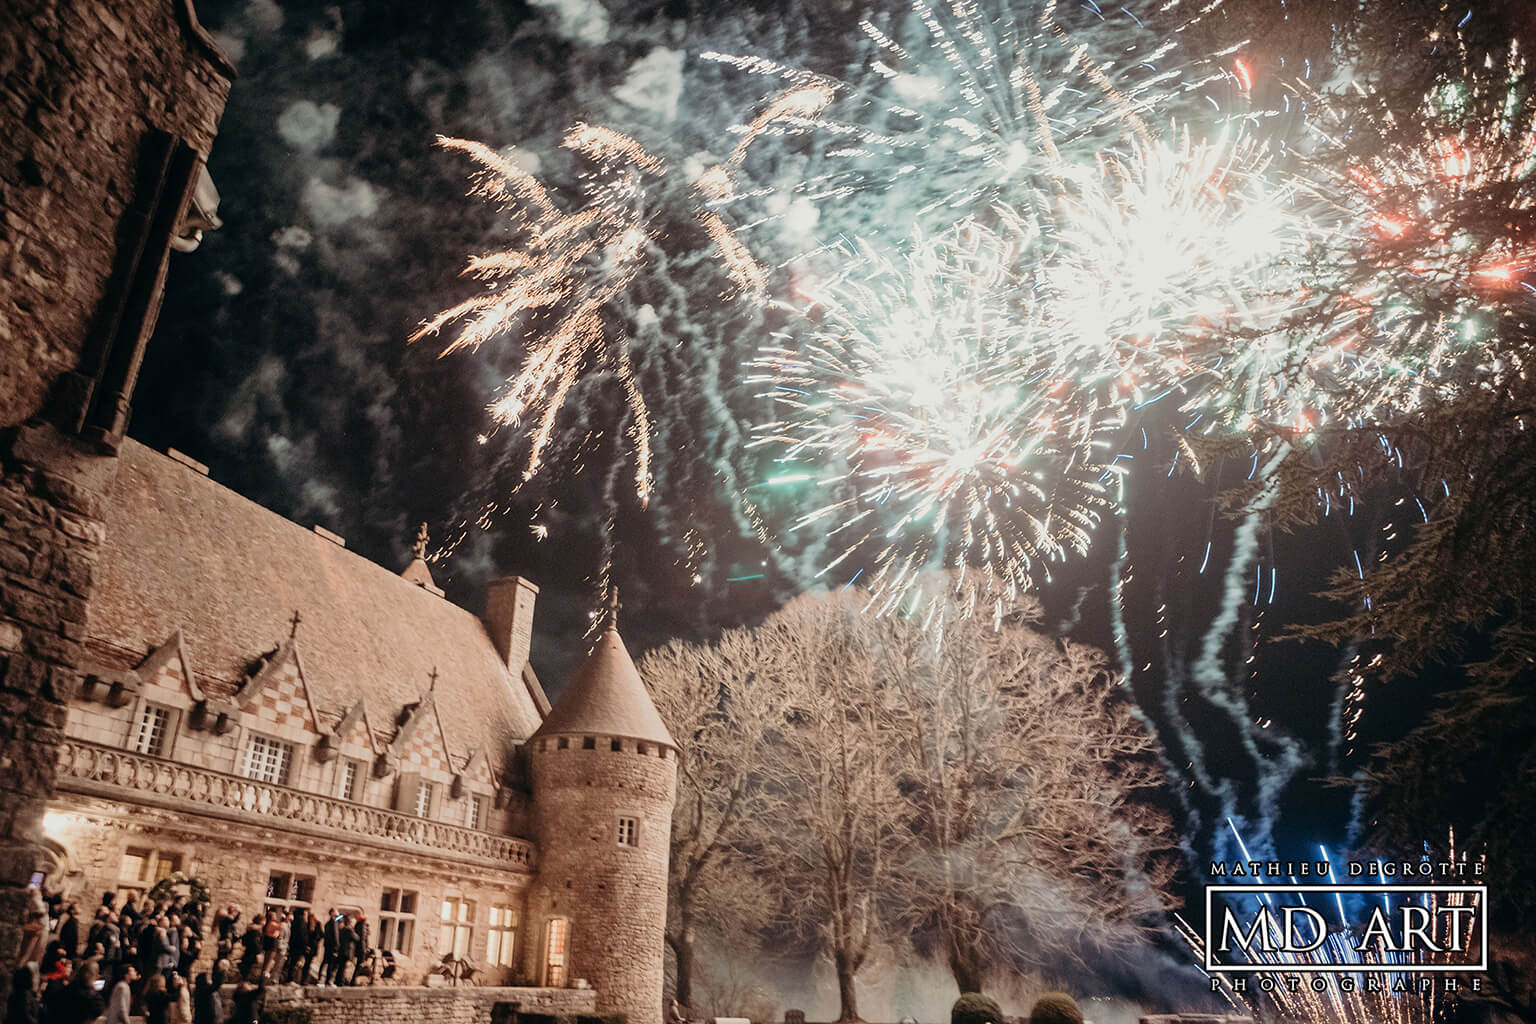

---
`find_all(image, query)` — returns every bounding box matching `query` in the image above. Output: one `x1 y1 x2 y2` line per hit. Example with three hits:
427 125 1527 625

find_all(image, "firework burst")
706 0 1239 241
414 123 776 505
749 222 1120 619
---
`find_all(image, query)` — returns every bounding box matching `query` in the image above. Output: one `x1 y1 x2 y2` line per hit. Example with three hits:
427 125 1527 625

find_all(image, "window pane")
132 705 170 756
245 735 294 785
121 848 149 882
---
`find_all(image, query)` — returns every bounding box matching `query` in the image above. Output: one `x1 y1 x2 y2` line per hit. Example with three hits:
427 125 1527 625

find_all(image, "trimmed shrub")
1027 994 1083 1024
952 992 1005 1024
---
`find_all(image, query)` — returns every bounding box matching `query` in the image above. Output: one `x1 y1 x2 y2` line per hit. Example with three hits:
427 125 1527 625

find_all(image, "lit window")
379 888 418 954
121 847 182 888
243 734 294 785
617 816 639 847
543 918 568 987
439 897 476 958
414 780 436 818
486 905 519 968
131 704 171 757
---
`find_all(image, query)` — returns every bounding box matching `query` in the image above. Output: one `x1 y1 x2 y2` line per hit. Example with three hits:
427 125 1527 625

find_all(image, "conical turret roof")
532 595 674 749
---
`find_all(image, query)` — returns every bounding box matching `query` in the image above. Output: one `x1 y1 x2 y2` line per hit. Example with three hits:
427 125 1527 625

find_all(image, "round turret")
524 601 676 1024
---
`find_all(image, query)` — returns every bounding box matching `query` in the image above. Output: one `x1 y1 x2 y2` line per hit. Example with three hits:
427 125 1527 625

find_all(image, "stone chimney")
484 576 539 672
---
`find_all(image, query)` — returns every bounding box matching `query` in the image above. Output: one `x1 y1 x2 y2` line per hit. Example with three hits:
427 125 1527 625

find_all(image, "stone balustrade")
55 739 536 870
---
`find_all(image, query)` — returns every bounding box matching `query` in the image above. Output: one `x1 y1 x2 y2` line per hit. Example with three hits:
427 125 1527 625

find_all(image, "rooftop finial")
412 522 429 560
605 585 621 631
289 609 303 639
428 665 439 692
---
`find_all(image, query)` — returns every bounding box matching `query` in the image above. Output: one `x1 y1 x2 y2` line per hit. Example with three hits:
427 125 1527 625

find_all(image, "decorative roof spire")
428 665 439 693
289 609 303 640
604 585 621 632
401 521 442 594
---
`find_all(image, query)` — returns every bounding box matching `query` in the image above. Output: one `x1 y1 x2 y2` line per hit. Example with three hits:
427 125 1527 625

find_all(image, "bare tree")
874 594 1178 993
651 588 1177 1015
749 592 908 1023
643 628 783 1009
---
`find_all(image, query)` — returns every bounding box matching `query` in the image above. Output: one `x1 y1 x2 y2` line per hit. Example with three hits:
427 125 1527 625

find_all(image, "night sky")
134 0 1448 879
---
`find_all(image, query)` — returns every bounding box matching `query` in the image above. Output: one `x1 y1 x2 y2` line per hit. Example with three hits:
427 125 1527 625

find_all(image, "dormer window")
414 781 436 818
243 734 293 785
338 757 363 802
131 703 172 757
467 794 487 831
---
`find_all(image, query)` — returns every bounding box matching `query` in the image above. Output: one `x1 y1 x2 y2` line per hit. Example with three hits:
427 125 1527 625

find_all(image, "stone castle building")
0 2 676 1019
39 439 677 1022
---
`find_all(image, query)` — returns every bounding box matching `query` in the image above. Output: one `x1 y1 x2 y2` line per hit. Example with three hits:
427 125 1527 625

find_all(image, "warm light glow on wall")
41 811 74 837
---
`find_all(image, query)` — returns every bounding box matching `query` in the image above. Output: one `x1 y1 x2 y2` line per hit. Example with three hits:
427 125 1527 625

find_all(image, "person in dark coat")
228 980 263 1024
284 908 309 983
237 922 262 981
56 905 80 959
6 964 40 1024
143 973 171 1024
46 959 105 1024
192 971 223 1024
304 912 322 984
319 910 339 986
120 895 140 934
334 917 356 987
178 925 200 979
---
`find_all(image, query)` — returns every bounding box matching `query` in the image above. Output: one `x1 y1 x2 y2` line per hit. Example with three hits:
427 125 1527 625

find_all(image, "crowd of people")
8 881 378 1024
213 903 374 988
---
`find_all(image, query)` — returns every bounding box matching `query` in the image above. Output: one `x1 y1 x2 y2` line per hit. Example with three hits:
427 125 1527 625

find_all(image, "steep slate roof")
532 624 674 748
88 441 546 759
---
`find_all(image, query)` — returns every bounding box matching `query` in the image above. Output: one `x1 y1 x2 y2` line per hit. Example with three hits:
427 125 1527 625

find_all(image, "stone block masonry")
0 0 233 431
0 424 120 961
238 985 599 1024
0 0 232 1003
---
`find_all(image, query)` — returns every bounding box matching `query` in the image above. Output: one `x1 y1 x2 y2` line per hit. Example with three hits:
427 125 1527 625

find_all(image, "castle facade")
38 440 676 1024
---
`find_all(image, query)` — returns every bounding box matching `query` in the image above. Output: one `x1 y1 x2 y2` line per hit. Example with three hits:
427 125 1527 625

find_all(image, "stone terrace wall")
249 985 599 1024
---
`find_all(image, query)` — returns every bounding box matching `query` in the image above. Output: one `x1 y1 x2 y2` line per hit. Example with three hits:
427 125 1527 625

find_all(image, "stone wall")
0 0 232 430
0 0 231 997
0 426 121 961
245 984 598 1024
